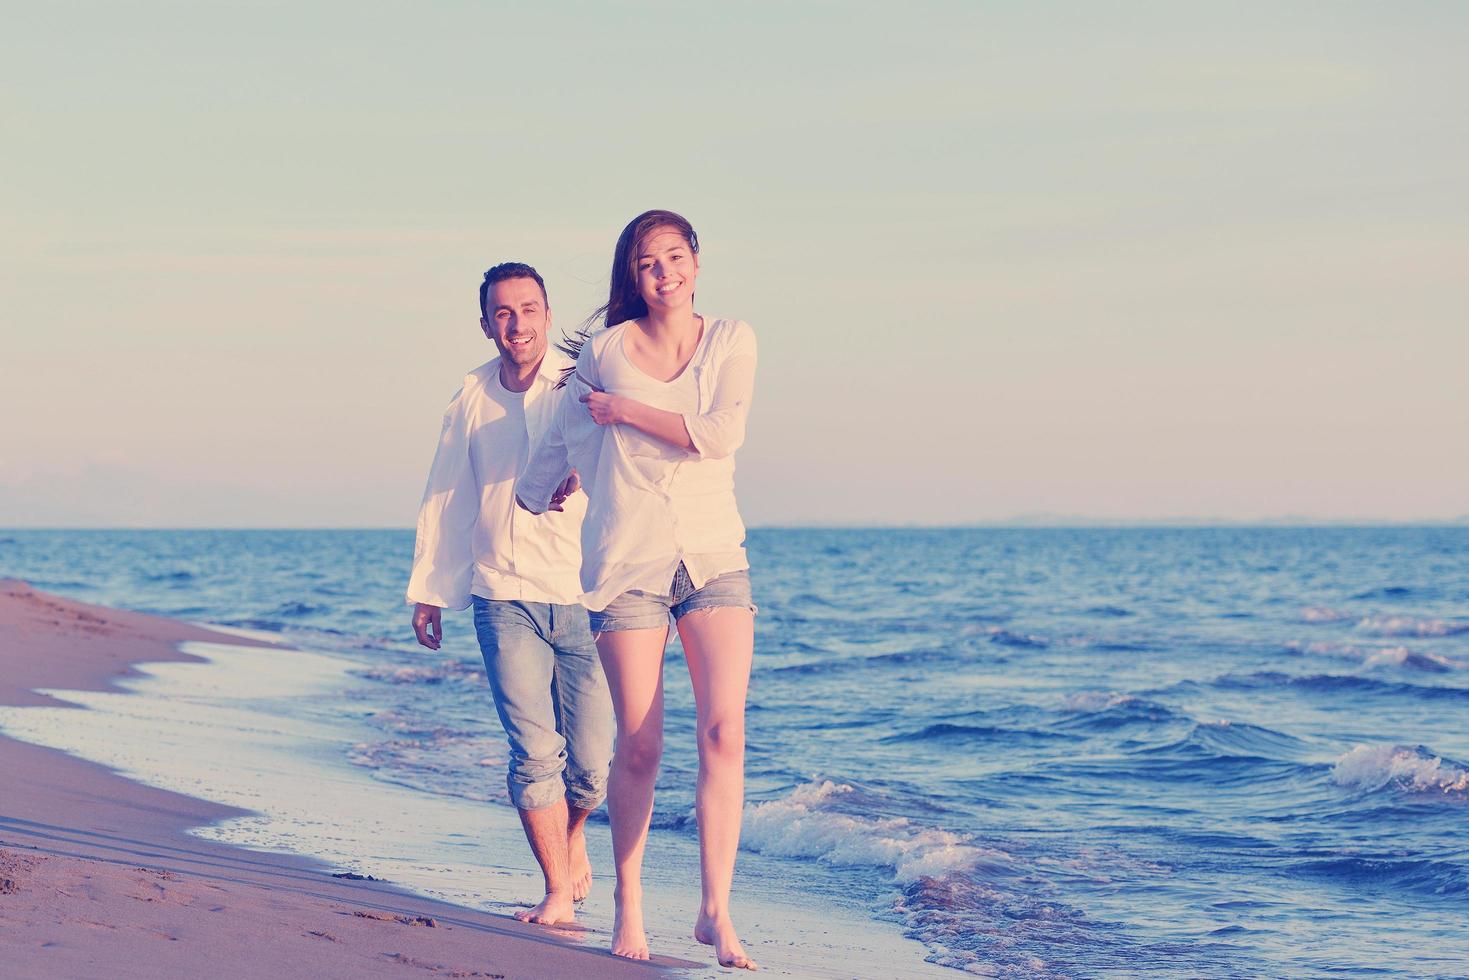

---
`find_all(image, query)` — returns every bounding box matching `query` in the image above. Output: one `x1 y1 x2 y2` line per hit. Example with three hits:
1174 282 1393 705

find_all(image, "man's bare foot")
569 827 593 902
611 889 649 960
696 911 757 970
514 890 576 925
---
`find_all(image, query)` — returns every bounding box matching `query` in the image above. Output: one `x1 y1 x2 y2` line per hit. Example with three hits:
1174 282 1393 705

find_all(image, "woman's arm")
681 343 756 459
580 390 696 451
580 322 757 459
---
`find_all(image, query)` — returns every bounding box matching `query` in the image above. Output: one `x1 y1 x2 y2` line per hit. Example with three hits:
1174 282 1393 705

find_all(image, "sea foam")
1302 606 1354 623
742 780 1003 884
1332 744 1469 795
1285 640 1463 672
1355 616 1469 638
358 659 486 686
1062 690 1136 713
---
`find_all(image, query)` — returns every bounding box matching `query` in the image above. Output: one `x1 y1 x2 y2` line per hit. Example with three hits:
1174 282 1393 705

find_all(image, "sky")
2 1 1466 527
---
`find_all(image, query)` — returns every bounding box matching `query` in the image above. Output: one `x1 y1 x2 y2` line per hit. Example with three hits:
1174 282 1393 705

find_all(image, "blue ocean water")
2 527 1466 978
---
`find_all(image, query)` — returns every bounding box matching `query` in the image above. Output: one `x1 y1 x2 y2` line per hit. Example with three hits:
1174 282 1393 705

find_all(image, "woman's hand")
548 469 581 511
579 390 628 426
579 387 697 451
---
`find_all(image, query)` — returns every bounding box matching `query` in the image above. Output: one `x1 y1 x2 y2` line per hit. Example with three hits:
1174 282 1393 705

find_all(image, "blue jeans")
589 563 756 633
471 597 614 811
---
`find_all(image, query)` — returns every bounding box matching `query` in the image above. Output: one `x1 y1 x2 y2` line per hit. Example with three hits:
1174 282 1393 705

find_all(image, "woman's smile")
636 227 699 307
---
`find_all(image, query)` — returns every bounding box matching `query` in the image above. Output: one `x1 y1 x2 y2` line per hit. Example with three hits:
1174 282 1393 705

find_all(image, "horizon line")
3 518 1468 533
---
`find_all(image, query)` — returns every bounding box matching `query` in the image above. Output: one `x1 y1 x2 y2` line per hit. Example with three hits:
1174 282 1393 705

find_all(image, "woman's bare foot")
514 890 576 925
569 827 593 902
611 888 649 960
695 911 757 970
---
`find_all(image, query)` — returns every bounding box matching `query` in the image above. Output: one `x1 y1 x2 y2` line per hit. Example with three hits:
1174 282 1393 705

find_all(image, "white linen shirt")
516 318 757 612
406 351 585 609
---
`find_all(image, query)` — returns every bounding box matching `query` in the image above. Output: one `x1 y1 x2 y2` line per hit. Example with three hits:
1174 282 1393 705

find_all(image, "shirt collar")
465 350 573 390
537 348 573 383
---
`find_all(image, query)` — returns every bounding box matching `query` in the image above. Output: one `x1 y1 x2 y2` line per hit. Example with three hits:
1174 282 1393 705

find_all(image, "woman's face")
634 226 699 313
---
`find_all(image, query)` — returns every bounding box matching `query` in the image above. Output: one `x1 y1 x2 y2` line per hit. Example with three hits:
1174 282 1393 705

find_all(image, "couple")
406 210 759 970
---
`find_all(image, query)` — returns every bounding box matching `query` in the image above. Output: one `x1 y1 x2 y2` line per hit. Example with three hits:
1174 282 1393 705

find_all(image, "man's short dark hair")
479 262 548 319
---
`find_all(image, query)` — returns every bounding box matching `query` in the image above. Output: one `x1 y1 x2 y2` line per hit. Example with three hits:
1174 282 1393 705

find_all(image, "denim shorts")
589 563 756 633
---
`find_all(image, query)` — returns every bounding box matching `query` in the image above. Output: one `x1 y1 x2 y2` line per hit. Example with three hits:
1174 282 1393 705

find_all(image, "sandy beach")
0 579 676 979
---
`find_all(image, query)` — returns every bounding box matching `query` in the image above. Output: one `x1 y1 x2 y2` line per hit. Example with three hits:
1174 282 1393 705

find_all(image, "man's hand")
579 390 627 426
412 602 443 650
548 469 581 512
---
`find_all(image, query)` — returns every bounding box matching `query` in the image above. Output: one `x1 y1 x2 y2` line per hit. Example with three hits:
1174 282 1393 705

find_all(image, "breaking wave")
1063 690 1136 713
742 780 999 884
1284 640 1464 672
1355 616 1469 638
1332 744 1469 796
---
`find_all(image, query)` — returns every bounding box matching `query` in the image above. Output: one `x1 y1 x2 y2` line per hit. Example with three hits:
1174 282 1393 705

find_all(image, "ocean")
1 527 1466 978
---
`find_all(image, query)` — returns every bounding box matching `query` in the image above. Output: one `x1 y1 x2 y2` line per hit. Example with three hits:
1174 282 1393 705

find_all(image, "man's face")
481 277 550 369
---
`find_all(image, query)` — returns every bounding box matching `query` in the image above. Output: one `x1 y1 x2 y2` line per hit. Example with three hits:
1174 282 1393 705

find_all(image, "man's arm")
516 386 575 514
406 389 479 634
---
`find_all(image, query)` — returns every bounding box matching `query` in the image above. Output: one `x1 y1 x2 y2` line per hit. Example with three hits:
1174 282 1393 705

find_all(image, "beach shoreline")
5 527 1467 977
0 579 675 979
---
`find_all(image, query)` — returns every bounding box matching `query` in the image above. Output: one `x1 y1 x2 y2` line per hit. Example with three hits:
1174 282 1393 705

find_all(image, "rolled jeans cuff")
508 770 568 811
565 770 608 811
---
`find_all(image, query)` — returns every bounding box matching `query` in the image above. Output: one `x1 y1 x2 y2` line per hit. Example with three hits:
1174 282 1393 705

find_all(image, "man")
407 262 612 926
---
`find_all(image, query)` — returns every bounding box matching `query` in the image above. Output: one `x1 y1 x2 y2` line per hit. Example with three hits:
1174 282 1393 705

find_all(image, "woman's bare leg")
678 607 757 970
596 627 668 961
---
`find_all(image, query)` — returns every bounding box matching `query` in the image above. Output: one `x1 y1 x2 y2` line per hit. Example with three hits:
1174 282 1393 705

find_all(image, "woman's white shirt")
516 317 757 612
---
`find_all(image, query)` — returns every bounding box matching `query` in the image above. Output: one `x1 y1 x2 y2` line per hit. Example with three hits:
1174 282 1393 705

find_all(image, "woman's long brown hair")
556 209 699 386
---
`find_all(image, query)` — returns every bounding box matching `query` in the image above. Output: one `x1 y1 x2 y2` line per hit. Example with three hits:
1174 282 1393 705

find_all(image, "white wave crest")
1362 647 1413 668
742 780 1003 884
1062 690 1136 712
1355 616 1469 638
1285 641 1463 671
1332 744 1469 795
1302 606 1353 623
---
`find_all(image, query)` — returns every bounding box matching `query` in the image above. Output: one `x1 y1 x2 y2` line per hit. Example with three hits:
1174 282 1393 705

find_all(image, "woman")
516 209 758 969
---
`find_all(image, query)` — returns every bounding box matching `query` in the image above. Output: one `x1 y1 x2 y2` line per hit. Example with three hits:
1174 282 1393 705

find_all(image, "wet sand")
0 579 679 978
